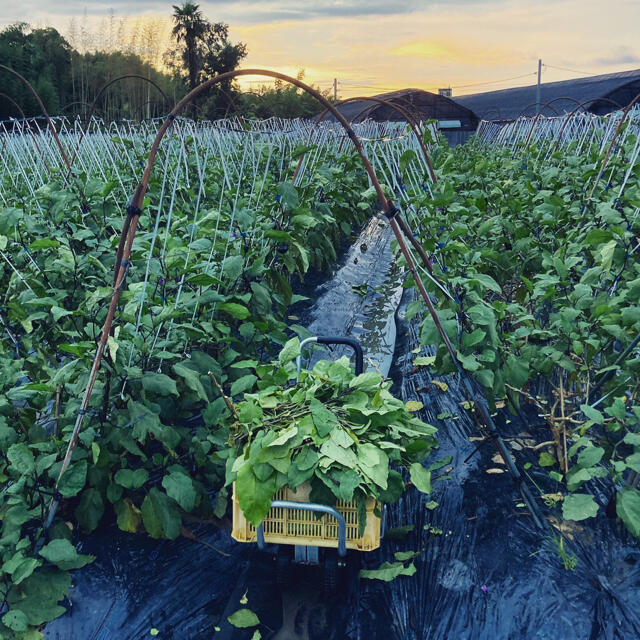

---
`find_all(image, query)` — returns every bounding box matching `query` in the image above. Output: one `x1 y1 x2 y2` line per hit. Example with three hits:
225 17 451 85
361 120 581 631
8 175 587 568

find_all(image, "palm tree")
171 2 206 91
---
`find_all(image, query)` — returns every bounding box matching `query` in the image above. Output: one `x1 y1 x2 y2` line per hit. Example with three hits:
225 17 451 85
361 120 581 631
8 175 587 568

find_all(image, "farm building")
321 88 479 145
453 68 640 121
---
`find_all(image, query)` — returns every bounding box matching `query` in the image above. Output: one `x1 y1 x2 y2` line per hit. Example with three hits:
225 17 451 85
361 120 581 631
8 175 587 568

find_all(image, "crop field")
0 104 639 638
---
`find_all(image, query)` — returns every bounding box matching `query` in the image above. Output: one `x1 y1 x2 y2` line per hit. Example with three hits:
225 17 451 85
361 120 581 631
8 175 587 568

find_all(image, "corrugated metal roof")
453 68 640 121
322 88 478 129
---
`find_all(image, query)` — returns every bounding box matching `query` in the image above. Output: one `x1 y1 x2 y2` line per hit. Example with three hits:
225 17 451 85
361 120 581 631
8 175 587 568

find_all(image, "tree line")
0 3 332 123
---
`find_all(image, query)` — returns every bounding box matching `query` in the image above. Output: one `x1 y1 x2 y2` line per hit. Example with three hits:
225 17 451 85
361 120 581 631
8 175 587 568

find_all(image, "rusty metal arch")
522 97 588 147
515 101 560 120
553 97 626 151
315 95 436 183
588 92 640 199
68 74 174 169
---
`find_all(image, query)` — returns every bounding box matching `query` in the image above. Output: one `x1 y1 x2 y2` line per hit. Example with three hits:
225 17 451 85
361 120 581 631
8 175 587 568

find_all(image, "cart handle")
256 501 347 557
296 336 364 377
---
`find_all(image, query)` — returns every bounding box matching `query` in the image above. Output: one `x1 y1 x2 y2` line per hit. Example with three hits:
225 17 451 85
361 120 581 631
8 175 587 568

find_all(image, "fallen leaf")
433 381 449 392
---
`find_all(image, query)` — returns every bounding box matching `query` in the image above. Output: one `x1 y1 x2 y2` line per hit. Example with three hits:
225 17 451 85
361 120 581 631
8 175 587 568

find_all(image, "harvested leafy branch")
223 339 440 529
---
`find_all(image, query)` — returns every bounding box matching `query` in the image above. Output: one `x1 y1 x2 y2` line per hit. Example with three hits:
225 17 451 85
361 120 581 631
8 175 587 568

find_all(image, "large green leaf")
617 487 640 537
114 498 142 533
162 472 197 512
142 372 178 396
58 461 87 498
228 608 260 628
409 463 432 494
360 561 417 581
141 488 181 539
39 539 95 571
562 493 599 521
75 488 104 533
172 363 208 402
7 443 35 475
235 464 276 527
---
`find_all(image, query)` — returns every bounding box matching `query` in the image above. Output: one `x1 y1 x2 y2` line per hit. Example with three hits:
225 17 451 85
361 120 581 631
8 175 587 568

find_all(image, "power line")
543 63 594 76
451 72 538 90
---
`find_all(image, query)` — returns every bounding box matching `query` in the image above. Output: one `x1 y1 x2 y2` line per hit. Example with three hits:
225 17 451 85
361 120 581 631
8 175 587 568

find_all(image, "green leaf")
580 404 604 424
617 486 640 537
236 464 276 527
114 468 149 489
223 254 244 282
75 488 104 533
142 372 178 396
2 610 28 632
230 374 257 397
474 369 494 388
409 463 432 494
218 303 251 320
566 467 592 491
162 472 196 512
58 460 87 498
377 469 404 503
414 356 436 367
39 538 95 570
562 493 599 521
577 446 604 468
310 398 339 437
141 488 181 539
349 372 381 389
600 239 617 273
29 238 59 250
276 182 299 210
405 401 424 412
172 363 208 402
505 356 529 388
278 337 300 363
114 498 142 533
384 524 414 540
471 273 502 293
538 452 556 467
7 443 35 475
319 440 358 468
12 558 41 585
228 608 260 628
360 561 417 581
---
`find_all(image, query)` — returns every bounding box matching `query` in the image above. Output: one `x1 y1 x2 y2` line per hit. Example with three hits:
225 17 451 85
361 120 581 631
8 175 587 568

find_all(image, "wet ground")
47 225 640 640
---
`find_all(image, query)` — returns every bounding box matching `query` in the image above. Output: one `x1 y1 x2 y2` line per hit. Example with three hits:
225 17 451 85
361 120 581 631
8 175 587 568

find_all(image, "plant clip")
345 128 356 140
383 205 400 220
167 113 176 121
126 201 142 217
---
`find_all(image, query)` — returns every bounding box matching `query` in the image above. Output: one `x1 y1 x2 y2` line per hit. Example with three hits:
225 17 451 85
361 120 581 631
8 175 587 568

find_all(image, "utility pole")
333 78 338 103
536 59 542 115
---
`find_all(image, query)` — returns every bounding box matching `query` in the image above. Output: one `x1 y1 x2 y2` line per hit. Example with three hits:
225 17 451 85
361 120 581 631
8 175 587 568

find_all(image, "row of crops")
405 106 640 531
0 115 438 637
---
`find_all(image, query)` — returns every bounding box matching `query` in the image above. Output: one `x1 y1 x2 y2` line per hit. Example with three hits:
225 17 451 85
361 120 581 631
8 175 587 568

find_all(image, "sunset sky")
1 0 639 98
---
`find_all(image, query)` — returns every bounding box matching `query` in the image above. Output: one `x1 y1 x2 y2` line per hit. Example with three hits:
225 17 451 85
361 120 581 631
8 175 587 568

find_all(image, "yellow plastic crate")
231 482 381 551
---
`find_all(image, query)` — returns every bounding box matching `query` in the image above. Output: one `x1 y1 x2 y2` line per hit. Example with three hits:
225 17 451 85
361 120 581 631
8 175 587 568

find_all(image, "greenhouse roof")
453 68 640 121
